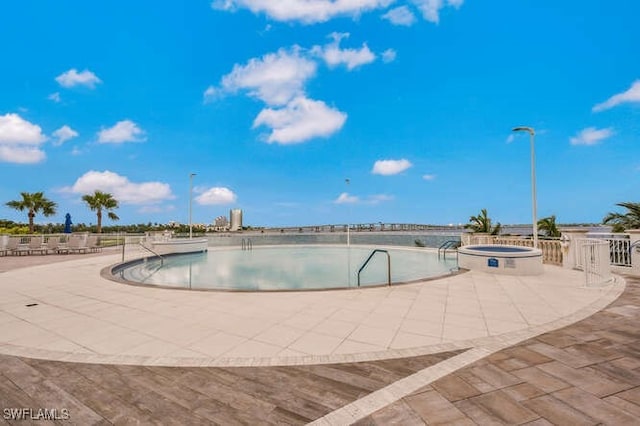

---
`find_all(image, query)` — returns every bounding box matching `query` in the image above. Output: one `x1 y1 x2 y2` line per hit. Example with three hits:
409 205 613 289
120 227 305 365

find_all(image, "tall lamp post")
512 126 538 249
189 173 196 239
345 178 350 247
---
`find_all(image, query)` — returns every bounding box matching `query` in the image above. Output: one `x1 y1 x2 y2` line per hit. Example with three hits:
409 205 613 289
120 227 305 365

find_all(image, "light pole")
512 126 538 249
189 173 196 239
345 178 350 247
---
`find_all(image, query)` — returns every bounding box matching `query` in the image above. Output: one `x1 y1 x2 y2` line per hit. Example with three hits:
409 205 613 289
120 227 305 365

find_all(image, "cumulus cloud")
52 125 78 146
55 68 102 89
313 33 376 70
215 47 317 106
570 127 614 146
97 120 145 144
0 113 47 164
195 187 238 205
203 86 217 103
213 0 463 24
382 6 416 26
48 92 61 103
372 158 413 175
382 48 397 63
334 192 359 204
592 80 640 112
208 36 393 143
334 192 392 204
253 96 347 144
411 0 464 24
64 170 174 205
212 0 394 24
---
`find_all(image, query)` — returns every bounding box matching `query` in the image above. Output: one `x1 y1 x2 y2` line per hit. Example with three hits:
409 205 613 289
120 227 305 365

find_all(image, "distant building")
230 209 243 231
214 216 228 228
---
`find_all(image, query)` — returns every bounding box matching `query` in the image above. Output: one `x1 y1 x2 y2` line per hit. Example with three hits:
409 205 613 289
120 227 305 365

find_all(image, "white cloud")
52 125 78 146
372 158 412 175
212 0 394 24
422 174 436 180
64 170 174 205
382 6 416 26
217 48 317 106
367 194 393 204
0 113 47 164
55 68 102 89
48 92 61 103
411 0 463 23
382 48 397 63
570 127 614 146
97 120 145 144
334 192 392 204
334 192 359 204
253 96 347 144
592 80 640 112
195 187 238 205
313 33 376 70
203 86 217 103
505 134 515 144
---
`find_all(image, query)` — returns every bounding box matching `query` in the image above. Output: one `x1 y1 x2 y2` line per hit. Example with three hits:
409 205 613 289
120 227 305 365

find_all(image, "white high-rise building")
230 209 243 231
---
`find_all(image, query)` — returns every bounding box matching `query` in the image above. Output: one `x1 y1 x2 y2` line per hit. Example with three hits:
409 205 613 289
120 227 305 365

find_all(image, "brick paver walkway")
357 275 640 425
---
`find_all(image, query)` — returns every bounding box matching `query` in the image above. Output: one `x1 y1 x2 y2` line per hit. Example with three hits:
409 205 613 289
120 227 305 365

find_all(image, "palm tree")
465 208 501 235
537 215 561 238
5 192 57 233
603 202 640 232
82 191 120 233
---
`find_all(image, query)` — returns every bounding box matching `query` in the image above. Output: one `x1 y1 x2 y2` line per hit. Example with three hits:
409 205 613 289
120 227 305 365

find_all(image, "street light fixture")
512 126 538 249
189 173 196 239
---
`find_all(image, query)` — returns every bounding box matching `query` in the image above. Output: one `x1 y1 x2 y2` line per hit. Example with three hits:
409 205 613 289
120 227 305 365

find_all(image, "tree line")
5 190 119 233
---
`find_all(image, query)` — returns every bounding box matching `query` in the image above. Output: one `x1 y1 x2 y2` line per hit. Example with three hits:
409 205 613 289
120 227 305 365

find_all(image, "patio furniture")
7 237 29 255
67 236 89 254
28 236 47 255
87 235 102 253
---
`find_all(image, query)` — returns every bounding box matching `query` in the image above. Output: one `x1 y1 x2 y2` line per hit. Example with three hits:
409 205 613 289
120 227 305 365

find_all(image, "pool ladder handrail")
357 249 391 287
241 238 252 251
438 240 460 260
138 241 165 266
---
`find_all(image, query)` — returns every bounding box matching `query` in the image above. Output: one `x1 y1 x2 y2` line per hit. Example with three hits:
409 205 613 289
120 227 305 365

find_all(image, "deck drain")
25 303 39 307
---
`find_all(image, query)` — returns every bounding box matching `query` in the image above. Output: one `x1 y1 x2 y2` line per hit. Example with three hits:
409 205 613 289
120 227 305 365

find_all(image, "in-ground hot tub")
458 245 543 275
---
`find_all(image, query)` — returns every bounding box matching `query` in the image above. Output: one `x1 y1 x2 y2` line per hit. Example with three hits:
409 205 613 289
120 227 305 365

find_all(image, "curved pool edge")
103 244 460 293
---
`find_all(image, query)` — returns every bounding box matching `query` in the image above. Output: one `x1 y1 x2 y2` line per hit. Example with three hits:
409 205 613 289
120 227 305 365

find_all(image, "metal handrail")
357 249 391 287
139 242 165 266
241 238 252 251
438 240 460 259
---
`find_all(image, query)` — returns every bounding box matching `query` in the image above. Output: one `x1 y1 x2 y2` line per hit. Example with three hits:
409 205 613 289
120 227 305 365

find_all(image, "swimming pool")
113 245 458 291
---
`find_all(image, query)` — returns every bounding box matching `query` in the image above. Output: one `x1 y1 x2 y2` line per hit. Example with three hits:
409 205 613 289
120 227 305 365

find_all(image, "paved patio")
0 251 637 424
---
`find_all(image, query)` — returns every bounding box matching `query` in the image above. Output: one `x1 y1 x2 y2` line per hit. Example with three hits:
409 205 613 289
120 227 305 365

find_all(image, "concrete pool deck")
0 249 636 424
0 250 624 367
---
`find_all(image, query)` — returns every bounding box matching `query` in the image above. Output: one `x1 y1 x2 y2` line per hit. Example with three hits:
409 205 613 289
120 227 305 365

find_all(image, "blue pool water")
118 245 457 291
466 246 534 253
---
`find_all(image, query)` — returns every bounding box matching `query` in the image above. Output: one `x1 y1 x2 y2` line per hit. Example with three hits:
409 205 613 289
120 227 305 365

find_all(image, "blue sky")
1 1 638 228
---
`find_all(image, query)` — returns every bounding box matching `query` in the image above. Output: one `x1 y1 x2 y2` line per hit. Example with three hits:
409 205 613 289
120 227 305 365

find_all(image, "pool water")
118 245 457 291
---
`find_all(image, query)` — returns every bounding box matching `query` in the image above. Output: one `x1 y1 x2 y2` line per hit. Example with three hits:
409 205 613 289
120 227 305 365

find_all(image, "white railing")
579 239 613 287
609 238 632 266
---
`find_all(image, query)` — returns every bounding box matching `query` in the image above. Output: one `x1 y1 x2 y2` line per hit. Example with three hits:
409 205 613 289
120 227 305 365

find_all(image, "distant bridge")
260 223 466 233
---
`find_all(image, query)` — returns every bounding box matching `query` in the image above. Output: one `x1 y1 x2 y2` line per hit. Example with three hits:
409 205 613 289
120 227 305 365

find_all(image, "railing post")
560 228 589 270
627 229 640 276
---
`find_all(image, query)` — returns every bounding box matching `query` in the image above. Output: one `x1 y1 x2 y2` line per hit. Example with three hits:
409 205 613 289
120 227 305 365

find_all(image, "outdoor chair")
87 235 102 253
45 236 62 254
7 237 29 256
67 236 89 254
28 236 47 255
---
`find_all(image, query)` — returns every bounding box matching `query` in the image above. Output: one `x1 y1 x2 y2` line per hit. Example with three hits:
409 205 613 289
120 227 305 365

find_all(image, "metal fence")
579 239 613 287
